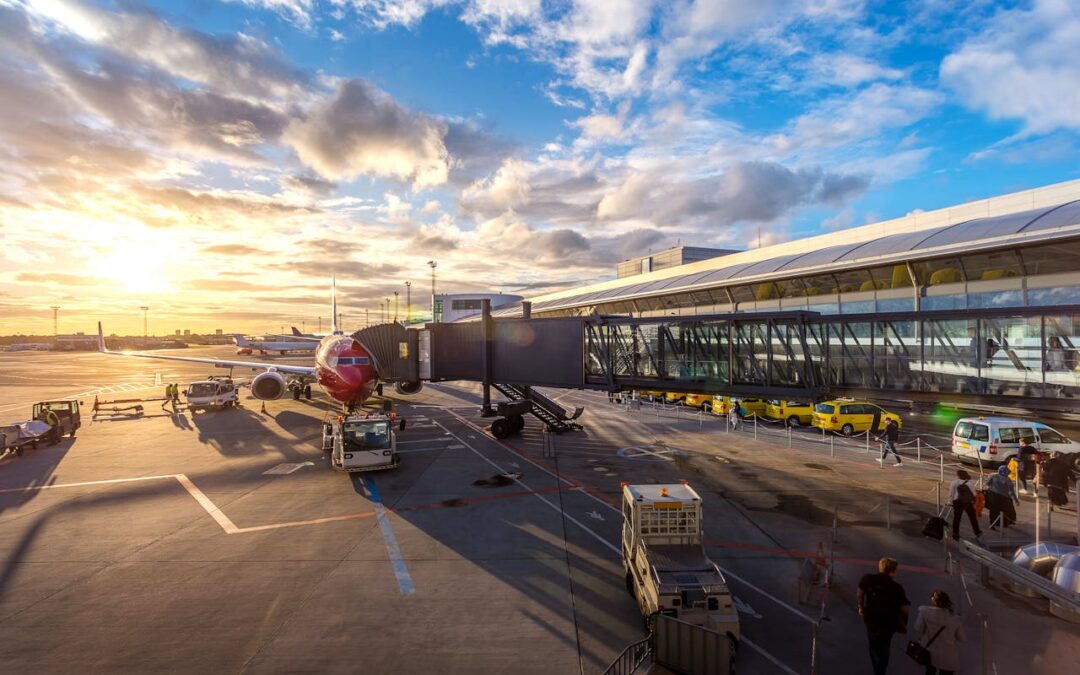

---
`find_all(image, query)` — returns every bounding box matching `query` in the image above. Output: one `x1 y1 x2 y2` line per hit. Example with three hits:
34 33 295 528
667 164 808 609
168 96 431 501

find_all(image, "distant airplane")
97 277 422 409
232 334 316 355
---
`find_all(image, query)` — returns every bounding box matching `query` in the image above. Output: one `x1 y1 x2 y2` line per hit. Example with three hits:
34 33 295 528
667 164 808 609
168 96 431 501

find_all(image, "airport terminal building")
490 181 1080 408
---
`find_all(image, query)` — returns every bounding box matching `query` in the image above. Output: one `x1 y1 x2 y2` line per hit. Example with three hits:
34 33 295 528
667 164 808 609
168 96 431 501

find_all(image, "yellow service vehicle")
812 399 902 436
664 391 688 405
621 482 740 650
636 390 666 402
711 396 767 417
765 400 815 427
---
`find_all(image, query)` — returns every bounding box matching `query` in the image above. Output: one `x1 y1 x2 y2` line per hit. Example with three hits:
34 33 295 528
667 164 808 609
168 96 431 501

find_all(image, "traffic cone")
260 400 267 414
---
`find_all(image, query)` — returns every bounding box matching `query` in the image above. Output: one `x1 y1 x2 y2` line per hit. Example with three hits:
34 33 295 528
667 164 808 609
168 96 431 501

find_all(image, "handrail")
958 539 1080 611
602 633 652 675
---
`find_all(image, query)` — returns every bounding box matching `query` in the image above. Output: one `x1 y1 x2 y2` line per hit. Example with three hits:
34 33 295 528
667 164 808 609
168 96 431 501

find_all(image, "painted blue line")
362 475 415 595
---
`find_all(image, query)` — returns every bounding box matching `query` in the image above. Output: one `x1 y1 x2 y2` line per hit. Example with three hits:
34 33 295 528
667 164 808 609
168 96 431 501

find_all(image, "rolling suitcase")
922 506 952 541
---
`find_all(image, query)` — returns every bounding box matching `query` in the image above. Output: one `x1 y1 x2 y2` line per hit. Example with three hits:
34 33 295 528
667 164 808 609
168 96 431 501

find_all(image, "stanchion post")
886 495 891 529
830 434 834 458
754 415 758 440
865 431 870 454
917 437 922 463
788 425 792 449
940 454 945 483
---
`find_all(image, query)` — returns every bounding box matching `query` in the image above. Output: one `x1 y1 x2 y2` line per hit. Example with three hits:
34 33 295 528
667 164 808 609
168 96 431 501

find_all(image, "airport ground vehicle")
636 390 666 402
185 377 239 411
812 399 902 436
664 392 687 405
765 400 814 427
322 412 401 472
951 417 1077 469
709 396 766 417
32 400 81 437
621 483 739 647
1 421 50 455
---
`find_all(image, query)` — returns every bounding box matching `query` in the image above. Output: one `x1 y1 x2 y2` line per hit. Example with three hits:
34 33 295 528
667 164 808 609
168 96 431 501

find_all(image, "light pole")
365 309 370 327
393 291 399 323
384 298 391 324
140 306 149 338
427 260 437 322
50 306 60 336
404 281 411 324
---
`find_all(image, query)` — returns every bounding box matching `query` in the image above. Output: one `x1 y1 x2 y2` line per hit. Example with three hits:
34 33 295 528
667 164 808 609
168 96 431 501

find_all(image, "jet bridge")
354 301 824 438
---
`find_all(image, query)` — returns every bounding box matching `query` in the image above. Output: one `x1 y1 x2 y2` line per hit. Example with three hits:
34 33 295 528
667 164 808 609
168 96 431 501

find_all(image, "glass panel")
981 316 1042 397
869 264 913 289
922 319 979 393
832 268 873 294
732 323 767 386
770 323 806 387
969 289 1024 309
923 292 967 311
801 273 837 297
1020 240 1080 276
807 322 827 386
828 321 873 387
1029 285 1080 306
877 296 915 312
841 298 875 314
961 250 1022 282
729 285 755 305
1043 315 1080 398
915 257 964 286
874 320 919 390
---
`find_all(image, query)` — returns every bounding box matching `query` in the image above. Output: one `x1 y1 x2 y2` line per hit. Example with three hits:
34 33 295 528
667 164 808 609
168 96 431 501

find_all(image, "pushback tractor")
621 482 740 649
322 412 403 473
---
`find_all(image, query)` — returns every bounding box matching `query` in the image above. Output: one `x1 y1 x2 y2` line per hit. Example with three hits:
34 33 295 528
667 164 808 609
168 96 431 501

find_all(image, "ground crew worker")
162 384 173 411
40 406 60 445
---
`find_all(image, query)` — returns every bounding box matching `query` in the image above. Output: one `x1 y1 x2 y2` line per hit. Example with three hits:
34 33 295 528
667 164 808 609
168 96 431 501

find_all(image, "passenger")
948 470 983 541
727 405 740 431
1044 336 1066 372
857 557 911 675
912 590 965 675
1017 438 1038 494
1042 452 1074 509
985 465 1018 529
877 418 903 467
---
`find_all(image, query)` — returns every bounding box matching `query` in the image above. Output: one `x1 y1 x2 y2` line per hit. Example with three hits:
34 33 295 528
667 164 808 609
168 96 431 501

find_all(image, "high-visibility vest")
44 410 59 426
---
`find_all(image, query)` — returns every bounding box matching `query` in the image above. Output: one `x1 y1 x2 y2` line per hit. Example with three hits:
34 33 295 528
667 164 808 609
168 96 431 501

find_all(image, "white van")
951 417 1076 469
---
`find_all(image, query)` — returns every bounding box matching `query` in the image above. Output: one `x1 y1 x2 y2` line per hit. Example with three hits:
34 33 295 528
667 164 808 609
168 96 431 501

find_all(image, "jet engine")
394 381 424 395
251 370 286 399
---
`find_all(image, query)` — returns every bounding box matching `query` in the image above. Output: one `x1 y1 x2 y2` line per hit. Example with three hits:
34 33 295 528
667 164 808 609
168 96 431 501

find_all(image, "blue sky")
1 0 1078 333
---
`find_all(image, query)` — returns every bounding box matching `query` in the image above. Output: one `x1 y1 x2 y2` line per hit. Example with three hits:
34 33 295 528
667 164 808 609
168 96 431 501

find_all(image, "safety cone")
260 400 267 414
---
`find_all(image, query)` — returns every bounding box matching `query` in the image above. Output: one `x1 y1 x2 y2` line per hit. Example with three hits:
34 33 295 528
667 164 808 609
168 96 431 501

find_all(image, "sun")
88 239 174 294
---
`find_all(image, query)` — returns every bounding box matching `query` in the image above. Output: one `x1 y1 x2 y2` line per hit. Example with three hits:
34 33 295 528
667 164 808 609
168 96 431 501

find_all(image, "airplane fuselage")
314 335 378 408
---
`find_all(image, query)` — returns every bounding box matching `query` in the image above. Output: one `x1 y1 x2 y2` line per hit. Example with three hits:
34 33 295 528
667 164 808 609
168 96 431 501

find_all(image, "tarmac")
1 346 1078 674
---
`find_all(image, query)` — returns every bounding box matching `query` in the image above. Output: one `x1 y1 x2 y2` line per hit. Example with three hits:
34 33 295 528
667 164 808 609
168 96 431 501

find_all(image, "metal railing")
958 539 1080 612
602 633 652 675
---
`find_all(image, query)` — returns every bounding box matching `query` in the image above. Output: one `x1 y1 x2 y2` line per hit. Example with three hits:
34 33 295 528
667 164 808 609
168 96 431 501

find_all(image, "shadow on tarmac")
0 437 75 515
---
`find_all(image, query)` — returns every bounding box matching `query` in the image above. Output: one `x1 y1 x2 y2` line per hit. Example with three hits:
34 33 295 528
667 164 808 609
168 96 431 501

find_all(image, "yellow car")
636 390 666 402
711 396 767 417
683 393 716 411
812 399 902 436
765 400 815 427
664 392 687 405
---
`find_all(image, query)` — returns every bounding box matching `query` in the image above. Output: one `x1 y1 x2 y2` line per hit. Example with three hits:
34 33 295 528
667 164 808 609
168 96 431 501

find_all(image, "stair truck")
622 482 740 648
322 412 403 472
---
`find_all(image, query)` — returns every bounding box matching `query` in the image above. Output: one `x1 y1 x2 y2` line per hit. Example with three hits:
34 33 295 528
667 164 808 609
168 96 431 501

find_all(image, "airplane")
232 334 316 355
96 278 422 410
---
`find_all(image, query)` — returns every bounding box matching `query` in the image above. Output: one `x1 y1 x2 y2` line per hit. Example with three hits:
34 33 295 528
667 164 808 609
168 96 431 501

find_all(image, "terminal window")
451 299 484 310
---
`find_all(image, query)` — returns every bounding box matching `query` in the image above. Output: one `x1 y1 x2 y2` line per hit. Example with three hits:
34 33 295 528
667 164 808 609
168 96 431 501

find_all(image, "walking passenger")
877 418 903 467
1043 452 1074 508
727 404 740 431
985 465 1018 529
1017 438 1037 494
912 590 965 675
949 470 983 541
857 557 911 675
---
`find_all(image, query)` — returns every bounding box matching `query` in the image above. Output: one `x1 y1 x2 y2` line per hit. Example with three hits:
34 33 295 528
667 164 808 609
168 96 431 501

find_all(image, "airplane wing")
97 323 316 376
270 333 322 342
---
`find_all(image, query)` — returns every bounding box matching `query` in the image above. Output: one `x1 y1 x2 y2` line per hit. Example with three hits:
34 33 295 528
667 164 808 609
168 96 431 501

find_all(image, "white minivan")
951 417 1076 469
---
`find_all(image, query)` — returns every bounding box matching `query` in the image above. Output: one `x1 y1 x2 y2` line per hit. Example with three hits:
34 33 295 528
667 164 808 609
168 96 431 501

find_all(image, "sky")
1 0 1078 336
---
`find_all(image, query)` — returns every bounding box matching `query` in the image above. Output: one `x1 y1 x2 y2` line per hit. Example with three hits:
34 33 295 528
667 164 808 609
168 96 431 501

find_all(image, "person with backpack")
857 557 911 675
911 590 965 674
877 418 903 467
949 470 983 541
1017 438 1038 494
986 465 1019 529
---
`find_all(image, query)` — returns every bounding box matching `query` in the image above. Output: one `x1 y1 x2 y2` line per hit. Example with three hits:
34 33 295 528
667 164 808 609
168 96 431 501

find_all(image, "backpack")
862 576 896 627
956 481 975 505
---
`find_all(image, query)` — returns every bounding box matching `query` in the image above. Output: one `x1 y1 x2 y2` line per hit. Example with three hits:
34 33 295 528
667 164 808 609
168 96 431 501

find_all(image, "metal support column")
481 298 493 416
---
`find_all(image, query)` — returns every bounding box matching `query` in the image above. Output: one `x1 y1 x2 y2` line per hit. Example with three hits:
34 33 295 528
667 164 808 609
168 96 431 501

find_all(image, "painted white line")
445 409 575 487
718 567 816 625
433 420 619 555
739 635 800 675
361 475 416 595
0 474 182 494
174 474 240 534
262 462 313 475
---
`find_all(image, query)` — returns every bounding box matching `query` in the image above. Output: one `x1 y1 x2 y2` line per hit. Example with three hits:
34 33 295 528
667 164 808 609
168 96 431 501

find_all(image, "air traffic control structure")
355 180 1080 437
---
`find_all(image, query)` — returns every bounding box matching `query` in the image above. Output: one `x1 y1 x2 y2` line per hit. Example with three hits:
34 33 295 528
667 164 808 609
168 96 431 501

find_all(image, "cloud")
941 0 1080 134
284 79 451 186
201 244 265 256
475 212 590 263
784 83 943 150
597 161 869 227
15 272 104 286
26 0 311 100
187 279 264 291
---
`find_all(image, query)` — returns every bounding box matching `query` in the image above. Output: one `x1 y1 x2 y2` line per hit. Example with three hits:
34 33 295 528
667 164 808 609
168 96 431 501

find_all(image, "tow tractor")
2 400 81 455
622 482 740 650
185 376 239 412
322 411 403 472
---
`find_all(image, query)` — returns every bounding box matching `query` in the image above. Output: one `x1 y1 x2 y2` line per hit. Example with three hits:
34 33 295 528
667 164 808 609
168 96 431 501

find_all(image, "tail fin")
97 322 107 352
331 275 340 334
291 326 303 336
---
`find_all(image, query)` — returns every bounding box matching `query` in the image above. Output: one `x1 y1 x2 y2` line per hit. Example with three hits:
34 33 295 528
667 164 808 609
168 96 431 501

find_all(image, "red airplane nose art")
315 337 377 406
